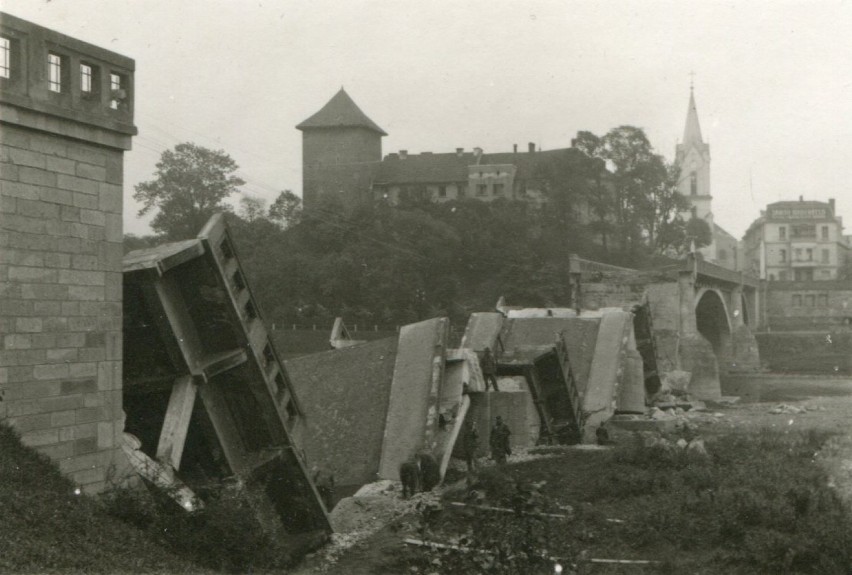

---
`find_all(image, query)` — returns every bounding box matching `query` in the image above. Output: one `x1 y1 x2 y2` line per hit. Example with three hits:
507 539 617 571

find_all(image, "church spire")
682 86 704 145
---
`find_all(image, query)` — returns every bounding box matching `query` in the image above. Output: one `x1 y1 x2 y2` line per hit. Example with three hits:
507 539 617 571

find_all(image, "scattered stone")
662 370 692 395
769 404 807 415
686 439 710 461
676 438 688 450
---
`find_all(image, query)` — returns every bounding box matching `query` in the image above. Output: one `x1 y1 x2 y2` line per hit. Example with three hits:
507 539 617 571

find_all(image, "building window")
792 294 802 306
477 184 488 196
791 224 816 239
821 270 831 278
110 72 124 109
806 248 813 261
457 183 467 196
795 248 802 261
779 249 786 263
690 171 697 195
779 226 786 240
80 64 93 93
779 270 788 281
822 226 829 240
805 294 815 307
818 294 828 307
0 37 10 79
48 53 62 92
438 185 447 198
494 183 504 196
822 249 830 264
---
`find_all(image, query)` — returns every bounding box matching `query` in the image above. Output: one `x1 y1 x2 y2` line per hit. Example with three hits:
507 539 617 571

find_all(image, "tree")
575 126 685 260
134 142 245 240
239 195 267 223
268 190 303 228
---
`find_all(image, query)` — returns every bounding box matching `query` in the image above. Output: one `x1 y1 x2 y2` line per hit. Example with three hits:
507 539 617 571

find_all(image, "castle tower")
297 88 386 209
675 87 716 259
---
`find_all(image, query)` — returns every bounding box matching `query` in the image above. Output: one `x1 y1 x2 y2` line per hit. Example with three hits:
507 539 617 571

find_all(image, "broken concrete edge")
378 317 449 480
122 213 332 534
581 311 633 442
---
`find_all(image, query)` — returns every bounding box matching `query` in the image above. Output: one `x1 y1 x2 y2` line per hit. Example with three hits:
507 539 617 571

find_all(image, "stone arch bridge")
569 255 762 400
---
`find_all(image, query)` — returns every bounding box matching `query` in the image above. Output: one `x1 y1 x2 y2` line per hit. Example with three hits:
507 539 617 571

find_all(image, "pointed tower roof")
682 87 704 145
296 88 387 135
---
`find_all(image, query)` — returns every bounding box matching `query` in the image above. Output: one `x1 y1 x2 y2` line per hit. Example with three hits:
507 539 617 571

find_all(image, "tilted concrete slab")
283 337 398 488
460 312 504 352
500 317 600 394
378 318 449 480
582 311 634 442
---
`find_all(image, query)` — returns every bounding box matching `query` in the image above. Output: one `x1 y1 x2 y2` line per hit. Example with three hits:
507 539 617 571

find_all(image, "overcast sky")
6 0 852 238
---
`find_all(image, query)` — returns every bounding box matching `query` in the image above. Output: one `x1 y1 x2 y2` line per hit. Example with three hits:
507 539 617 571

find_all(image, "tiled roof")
374 152 476 184
373 147 584 185
296 88 387 135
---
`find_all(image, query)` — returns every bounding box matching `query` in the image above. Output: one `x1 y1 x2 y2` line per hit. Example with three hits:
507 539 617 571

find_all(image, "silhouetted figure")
418 451 440 491
462 420 480 472
481 347 499 391
490 416 511 464
311 466 336 511
399 456 421 498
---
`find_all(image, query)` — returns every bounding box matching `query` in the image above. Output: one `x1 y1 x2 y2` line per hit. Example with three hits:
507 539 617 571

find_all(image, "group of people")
399 451 440 499
462 415 512 470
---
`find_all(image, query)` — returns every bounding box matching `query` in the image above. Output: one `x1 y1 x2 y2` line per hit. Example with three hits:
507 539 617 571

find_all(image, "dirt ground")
290 374 852 574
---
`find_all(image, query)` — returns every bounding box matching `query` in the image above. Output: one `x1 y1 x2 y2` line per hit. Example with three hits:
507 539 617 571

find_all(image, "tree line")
127 131 711 326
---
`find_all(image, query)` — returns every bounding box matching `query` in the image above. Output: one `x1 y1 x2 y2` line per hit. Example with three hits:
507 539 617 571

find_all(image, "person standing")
462 419 480 472
490 416 511 464
481 347 499 391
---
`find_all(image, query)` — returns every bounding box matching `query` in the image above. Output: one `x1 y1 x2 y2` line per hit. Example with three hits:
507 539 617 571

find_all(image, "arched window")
690 171 698 196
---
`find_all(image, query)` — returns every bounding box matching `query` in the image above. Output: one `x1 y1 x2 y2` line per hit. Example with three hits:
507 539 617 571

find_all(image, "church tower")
297 88 386 209
675 86 716 259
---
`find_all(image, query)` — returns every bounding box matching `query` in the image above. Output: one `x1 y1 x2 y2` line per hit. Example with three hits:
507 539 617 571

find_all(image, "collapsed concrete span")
122 214 330 546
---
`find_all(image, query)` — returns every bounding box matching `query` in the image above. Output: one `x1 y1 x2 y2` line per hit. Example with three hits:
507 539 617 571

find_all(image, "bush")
104 481 298 573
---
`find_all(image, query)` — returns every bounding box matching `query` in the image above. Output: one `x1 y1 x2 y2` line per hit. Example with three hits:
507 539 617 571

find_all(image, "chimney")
456 147 464 157
528 142 535 153
829 198 836 213
473 147 483 158
799 195 804 202
399 150 408 160
513 144 518 153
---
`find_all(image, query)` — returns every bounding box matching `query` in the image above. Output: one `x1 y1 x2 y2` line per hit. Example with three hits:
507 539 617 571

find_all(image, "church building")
675 87 738 270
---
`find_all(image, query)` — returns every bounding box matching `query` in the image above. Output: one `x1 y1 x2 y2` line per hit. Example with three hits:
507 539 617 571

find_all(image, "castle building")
296 88 593 211
296 88 386 209
674 87 738 270
742 197 848 281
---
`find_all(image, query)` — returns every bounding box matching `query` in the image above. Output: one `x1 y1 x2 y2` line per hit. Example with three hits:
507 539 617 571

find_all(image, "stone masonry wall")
1 124 125 492
0 12 135 494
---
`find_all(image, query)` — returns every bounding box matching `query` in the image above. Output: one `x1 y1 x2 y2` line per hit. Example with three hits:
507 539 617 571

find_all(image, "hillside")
0 424 210 575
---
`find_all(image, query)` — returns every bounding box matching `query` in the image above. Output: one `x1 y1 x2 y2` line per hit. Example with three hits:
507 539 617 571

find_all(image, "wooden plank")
447 501 569 519
122 442 203 511
156 375 198 470
201 348 248 379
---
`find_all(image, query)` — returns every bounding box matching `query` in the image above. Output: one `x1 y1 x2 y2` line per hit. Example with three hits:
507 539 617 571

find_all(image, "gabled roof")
374 152 476 184
682 88 704 145
296 88 387 135
373 147 584 185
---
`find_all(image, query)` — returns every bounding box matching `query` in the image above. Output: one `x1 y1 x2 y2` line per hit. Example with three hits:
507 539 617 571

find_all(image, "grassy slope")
305 428 852 575
0 424 211 575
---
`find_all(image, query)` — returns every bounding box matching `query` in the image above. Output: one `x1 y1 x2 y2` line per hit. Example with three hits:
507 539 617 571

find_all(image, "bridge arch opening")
695 289 732 365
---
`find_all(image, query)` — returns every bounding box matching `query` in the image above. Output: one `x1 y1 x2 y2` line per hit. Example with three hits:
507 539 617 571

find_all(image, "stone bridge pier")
670 257 761 399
